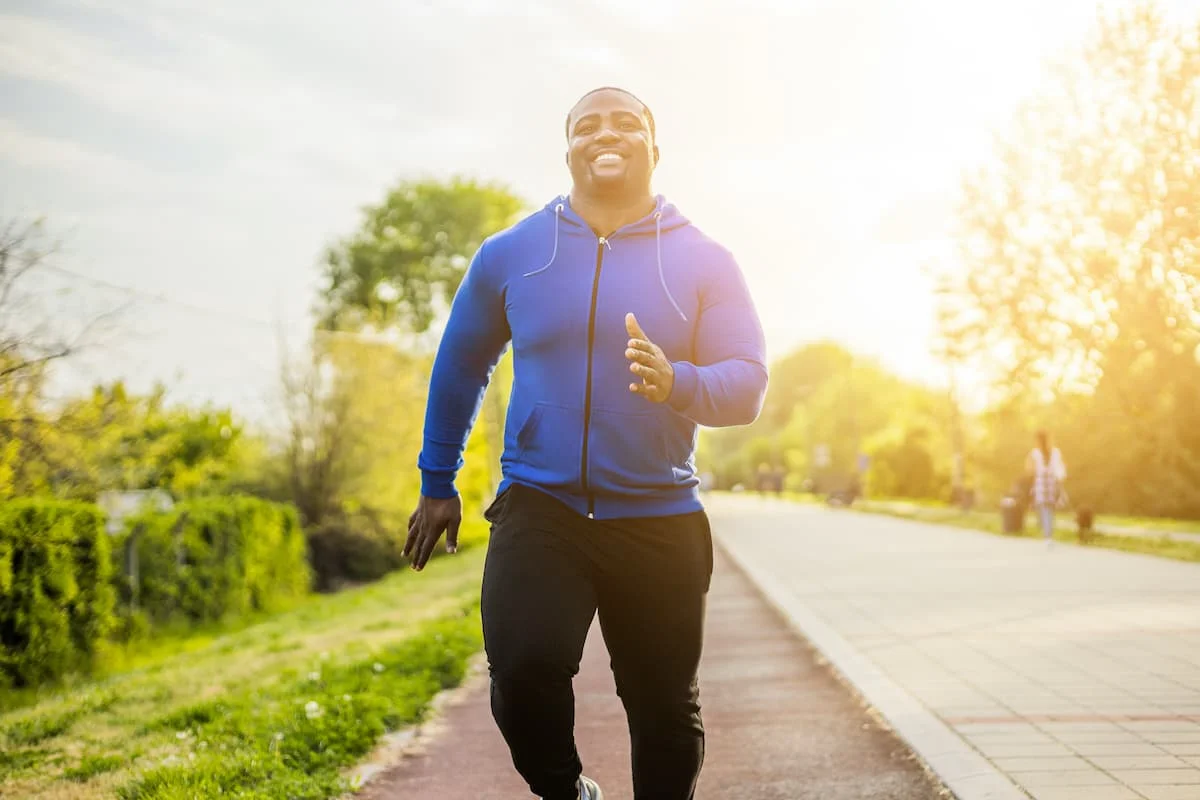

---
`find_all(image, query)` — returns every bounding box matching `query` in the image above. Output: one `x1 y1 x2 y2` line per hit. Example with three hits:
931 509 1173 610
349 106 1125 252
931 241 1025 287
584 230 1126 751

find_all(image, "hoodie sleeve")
417 241 510 498
666 249 768 427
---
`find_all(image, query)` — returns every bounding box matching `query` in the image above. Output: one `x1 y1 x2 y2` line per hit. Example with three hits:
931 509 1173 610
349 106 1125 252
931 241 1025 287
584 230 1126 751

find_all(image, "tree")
0 219 125 499
937 2 1200 515
703 342 953 495
317 178 526 335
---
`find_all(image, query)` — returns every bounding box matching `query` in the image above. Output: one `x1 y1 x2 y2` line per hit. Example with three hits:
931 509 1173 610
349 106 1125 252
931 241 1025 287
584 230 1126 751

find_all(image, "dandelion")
305 700 322 720
176 730 191 740
199 741 209 750
319 651 330 661
308 670 321 682
373 662 385 673
273 732 285 742
342 694 352 702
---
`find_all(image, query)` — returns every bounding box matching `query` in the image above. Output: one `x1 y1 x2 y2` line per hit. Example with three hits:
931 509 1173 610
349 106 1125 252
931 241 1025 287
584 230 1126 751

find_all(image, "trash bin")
1000 496 1025 534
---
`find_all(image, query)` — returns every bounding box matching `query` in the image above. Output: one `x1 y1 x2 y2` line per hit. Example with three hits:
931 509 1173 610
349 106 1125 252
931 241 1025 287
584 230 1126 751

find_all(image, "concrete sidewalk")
361 547 944 799
713 494 1200 800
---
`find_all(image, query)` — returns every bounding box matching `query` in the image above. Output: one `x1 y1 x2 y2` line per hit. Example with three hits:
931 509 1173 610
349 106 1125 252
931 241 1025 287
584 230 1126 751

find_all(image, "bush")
304 517 403 593
0 500 116 687
124 496 310 626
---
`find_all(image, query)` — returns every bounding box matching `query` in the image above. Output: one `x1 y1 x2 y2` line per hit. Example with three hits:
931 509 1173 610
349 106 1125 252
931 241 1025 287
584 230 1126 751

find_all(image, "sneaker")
578 775 603 800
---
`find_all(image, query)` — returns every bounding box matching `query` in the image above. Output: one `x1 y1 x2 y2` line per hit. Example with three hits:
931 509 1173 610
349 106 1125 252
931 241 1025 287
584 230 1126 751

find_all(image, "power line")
41 264 410 345
41 264 278 330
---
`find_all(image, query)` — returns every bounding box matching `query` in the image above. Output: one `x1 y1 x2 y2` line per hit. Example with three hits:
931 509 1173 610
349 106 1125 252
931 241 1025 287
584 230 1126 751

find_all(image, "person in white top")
1025 430 1067 544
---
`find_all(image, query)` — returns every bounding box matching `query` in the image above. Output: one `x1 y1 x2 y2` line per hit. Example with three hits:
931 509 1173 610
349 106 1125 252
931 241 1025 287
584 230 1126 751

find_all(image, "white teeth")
593 153 623 163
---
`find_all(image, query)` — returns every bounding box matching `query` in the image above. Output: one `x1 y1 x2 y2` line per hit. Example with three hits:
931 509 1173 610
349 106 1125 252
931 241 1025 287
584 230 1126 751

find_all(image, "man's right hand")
404 494 463 572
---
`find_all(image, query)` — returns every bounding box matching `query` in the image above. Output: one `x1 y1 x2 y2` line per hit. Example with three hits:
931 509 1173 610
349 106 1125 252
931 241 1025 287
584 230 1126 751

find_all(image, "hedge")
0 500 117 688
122 496 311 626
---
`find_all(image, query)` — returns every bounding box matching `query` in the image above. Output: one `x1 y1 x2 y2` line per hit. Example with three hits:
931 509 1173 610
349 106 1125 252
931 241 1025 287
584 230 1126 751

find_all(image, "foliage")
277 332 502 588
115 607 480 799
0 219 127 500
848 499 1200 563
0 500 116 688
317 177 525 334
122 496 309 628
0 543 486 797
703 342 954 499
937 2 1200 516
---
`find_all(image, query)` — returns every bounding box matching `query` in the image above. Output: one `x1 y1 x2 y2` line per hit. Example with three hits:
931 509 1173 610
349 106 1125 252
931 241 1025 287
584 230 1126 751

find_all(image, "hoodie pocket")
586 409 675 491
512 402 581 488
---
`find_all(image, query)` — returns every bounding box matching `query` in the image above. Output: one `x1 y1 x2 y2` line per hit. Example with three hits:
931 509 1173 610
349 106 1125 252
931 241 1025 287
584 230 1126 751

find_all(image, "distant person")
404 87 768 800
1026 430 1067 547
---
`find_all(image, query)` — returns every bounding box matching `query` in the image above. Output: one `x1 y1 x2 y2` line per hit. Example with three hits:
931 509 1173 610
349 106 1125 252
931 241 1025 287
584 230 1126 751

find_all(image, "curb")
714 529 1029 800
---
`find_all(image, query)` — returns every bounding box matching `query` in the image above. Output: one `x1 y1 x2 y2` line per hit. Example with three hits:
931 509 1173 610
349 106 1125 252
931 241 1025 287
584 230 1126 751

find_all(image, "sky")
3 0 1199 424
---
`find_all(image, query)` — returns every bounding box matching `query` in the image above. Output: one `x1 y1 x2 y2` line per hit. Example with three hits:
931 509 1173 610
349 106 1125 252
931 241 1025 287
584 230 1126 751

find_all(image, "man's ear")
653 144 661 166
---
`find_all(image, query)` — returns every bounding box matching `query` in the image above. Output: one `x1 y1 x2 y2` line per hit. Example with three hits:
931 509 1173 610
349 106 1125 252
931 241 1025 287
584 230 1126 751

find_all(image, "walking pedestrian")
1026 429 1067 547
403 87 769 800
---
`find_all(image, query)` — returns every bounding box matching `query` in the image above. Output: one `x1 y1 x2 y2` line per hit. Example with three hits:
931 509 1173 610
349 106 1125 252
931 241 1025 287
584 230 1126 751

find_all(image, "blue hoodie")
418 194 768 519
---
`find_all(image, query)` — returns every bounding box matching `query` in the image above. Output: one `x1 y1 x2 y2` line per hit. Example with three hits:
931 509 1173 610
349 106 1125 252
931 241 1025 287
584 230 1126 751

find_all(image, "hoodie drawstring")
521 202 564 278
523 203 688 323
656 211 688 322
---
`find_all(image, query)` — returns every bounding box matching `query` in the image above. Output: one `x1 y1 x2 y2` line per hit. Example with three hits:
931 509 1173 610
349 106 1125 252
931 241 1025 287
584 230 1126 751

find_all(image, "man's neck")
568 191 656 238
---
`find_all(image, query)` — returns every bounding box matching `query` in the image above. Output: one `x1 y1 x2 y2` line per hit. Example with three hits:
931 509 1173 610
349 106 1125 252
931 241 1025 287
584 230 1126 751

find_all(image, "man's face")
566 90 658 199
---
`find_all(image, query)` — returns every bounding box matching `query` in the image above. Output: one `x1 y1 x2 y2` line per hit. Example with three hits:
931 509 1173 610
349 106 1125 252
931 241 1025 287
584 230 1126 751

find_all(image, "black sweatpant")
481 483 713 800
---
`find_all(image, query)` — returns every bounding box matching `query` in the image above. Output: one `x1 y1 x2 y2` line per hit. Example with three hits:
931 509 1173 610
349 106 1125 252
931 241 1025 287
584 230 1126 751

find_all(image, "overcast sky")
3 0 1198 423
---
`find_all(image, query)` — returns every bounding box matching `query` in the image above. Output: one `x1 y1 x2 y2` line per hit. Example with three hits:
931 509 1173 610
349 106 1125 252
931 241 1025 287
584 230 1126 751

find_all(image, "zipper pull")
598 236 611 250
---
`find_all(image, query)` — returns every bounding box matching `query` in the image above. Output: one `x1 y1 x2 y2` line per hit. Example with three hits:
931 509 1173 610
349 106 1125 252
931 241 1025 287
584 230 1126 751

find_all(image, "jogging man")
406 87 768 800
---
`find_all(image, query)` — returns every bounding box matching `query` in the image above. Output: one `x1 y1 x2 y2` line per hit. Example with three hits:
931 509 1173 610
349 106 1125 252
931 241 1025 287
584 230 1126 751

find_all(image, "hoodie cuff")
420 470 459 499
667 360 699 413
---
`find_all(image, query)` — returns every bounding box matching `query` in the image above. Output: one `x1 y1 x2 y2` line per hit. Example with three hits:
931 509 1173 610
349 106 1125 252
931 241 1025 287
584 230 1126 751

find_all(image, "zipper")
580 235 609 518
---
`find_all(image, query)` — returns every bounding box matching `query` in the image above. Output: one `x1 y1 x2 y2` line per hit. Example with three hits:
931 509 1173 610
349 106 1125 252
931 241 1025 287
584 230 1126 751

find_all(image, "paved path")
711 494 1200 800
362 547 943 799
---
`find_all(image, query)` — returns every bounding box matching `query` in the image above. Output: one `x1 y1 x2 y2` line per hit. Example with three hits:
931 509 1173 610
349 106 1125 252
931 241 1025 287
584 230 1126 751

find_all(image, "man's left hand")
624 313 674 403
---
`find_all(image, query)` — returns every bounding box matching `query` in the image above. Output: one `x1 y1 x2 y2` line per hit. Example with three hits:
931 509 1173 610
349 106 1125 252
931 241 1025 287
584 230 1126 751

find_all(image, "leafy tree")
704 342 954 495
317 178 525 334
937 2 1200 516
0 219 124 498
27 383 258 501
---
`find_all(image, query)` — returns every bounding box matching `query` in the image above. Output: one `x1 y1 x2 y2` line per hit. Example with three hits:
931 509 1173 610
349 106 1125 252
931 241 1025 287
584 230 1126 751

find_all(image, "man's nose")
594 127 621 143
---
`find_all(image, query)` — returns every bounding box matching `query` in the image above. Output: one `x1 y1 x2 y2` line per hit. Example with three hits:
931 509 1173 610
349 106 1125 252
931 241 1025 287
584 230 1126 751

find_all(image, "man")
405 87 768 800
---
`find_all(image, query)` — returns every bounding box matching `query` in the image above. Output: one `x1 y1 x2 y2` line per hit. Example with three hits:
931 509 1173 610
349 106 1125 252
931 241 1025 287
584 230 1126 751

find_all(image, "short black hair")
565 87 656 140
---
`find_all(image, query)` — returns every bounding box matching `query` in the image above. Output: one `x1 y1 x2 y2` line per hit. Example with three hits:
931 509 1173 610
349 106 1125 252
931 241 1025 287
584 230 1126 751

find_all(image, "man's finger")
625 347 656 365
630 362 658 380
446 516 460 554
412 532 429 570
625 312 647 341
403 512 421 557
415 529 440 571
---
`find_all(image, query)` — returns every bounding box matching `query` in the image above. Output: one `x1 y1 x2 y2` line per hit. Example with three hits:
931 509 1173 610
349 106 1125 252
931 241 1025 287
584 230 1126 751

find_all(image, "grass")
850 500 1200 563
0 526 489 799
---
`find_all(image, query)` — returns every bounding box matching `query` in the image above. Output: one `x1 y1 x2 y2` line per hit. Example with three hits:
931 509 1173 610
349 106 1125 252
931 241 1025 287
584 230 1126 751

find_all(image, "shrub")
304 515 404 593
124 496 310 626
0 499 116 687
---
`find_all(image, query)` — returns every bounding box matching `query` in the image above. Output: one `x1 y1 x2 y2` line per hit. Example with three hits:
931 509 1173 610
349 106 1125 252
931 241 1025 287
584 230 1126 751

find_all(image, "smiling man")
405 87 768 800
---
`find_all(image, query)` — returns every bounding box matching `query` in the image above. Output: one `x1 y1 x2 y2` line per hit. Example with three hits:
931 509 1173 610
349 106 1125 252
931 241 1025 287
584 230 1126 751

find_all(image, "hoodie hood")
523 194 692 320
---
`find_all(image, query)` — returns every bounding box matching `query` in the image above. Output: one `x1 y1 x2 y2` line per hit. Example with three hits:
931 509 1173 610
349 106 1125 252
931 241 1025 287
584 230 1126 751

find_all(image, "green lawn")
0 535 488 799
849 500 1200 563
